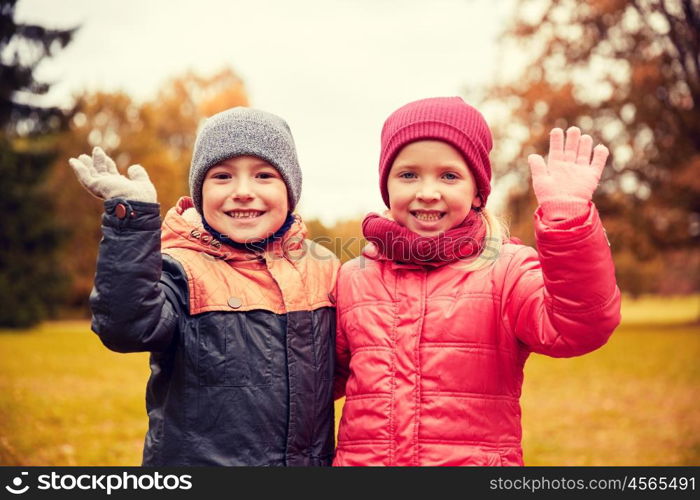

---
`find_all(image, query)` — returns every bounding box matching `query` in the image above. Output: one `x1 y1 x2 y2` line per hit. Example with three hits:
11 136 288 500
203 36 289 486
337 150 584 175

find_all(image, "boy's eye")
256 171 277 179
211 172 231 180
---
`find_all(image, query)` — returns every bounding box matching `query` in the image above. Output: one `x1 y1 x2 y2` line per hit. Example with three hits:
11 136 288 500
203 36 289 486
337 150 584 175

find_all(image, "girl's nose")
416 181 441 202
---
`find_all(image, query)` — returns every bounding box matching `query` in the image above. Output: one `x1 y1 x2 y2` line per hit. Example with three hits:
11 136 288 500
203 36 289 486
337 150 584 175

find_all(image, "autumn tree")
304 217 366 264
0 0 76 327
482 0 700 294
49 68 249 311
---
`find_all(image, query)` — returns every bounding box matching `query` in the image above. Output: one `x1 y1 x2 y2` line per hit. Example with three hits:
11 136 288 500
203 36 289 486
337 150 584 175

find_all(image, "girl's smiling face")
387 140 481 237
202 156 289 244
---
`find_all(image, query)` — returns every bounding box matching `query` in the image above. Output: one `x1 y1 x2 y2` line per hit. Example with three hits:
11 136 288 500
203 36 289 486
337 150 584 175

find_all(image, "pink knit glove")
528 127 609 223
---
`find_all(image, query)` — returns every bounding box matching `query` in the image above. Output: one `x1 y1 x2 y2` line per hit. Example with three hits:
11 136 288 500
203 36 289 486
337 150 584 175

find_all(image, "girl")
333 97 621 466
70 107 339 466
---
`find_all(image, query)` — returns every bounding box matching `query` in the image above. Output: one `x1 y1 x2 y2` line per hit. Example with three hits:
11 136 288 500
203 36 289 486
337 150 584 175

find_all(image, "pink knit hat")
378 96 493 208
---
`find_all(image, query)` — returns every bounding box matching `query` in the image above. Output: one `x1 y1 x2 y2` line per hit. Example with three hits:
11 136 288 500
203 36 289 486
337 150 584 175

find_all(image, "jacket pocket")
197 312 273 387
312 307 335 382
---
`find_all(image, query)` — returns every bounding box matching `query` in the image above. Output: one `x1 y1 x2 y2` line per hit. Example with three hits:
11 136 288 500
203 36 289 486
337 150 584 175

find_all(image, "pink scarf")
361 210 487 267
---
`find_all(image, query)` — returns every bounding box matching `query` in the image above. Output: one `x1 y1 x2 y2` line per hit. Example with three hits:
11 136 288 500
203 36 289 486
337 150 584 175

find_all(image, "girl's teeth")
414 212 442 221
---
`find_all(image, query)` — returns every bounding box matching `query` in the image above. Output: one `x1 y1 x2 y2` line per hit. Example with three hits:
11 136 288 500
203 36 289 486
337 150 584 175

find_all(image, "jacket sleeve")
502 202 621 358
333 280 351 400
89 198 186 353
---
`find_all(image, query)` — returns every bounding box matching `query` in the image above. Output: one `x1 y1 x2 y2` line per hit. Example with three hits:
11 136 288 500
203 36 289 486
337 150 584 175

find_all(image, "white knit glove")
69 146 157 203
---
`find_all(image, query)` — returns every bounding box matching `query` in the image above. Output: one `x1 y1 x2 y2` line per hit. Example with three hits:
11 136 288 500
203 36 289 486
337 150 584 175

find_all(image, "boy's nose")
232 178 254 201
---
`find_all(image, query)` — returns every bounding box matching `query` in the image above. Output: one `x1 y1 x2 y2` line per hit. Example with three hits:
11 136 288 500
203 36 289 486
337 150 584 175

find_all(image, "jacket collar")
161 196 307 262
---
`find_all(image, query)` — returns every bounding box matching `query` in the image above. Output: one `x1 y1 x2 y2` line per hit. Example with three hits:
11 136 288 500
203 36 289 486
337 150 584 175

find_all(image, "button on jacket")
91 196 339 466
333 204 621 466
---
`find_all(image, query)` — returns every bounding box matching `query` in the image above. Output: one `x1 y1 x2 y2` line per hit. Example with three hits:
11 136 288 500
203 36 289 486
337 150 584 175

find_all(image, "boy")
70 107 339 466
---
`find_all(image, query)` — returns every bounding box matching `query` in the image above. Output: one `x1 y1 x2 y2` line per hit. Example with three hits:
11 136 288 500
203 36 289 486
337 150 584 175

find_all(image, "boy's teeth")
228 211 263 219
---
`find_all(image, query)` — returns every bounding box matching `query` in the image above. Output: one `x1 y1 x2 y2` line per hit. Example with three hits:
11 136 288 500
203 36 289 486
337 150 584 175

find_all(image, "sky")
16 0 517 225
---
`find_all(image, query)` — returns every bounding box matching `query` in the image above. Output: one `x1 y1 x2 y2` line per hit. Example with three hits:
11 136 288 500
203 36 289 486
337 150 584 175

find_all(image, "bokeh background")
1 0 698 465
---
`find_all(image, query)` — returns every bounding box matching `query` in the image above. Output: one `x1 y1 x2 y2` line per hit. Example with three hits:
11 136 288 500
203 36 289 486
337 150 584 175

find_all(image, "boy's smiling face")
202 156 289 244
387 140 480 237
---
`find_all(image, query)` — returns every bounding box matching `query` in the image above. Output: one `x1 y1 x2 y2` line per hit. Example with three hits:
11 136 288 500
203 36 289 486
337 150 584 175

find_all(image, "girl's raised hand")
69 147 157 203
527 127 609 210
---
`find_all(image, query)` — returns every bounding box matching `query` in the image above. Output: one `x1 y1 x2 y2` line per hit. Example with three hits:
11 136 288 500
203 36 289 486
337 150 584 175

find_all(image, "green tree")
482 0 700 295
0 0 76 327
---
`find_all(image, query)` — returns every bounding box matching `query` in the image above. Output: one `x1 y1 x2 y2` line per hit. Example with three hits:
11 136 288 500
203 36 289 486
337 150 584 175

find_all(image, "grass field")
1 295 698 466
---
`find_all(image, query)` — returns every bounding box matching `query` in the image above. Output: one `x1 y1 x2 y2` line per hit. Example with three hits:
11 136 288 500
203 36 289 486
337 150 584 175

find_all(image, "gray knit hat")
189 107 302 214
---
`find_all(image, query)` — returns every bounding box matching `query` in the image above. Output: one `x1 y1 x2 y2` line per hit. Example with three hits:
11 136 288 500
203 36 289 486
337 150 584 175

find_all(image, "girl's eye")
399 172 417 179
443 172 459 181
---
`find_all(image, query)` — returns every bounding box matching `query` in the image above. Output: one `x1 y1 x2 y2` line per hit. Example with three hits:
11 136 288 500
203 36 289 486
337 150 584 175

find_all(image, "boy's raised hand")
527 127 609 213
69 147 157 203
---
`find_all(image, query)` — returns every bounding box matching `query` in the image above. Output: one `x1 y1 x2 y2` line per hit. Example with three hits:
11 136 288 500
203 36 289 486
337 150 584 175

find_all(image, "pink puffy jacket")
333 204 621 466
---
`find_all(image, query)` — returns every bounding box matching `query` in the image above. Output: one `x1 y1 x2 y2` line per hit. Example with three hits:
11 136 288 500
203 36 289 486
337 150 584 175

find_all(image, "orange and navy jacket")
90 196 339 466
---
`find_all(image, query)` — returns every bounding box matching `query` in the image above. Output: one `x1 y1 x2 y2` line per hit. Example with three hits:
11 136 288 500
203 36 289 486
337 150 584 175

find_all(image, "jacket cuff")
534 201 599 246
537 199 591 230
103 198 161 231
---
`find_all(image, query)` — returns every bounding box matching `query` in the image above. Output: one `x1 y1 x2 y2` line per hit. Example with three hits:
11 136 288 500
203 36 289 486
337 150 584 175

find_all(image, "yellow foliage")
304 217 365 263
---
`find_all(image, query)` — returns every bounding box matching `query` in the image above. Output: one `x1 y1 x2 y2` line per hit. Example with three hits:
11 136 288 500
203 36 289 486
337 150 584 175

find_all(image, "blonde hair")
457 208 510 272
